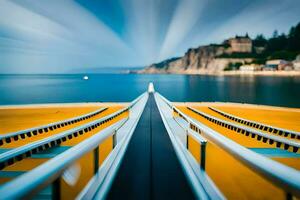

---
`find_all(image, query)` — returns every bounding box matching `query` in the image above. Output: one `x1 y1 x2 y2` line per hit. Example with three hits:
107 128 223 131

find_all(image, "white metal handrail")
188 106 300 152
0 92 148 199
0 93 145 167
79 93 148 199
0 105 127 168
167 98 300 198
174 117 207 170
155 92 224 199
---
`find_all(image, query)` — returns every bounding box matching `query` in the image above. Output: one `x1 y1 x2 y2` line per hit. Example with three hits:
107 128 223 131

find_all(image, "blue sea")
0 74 300 108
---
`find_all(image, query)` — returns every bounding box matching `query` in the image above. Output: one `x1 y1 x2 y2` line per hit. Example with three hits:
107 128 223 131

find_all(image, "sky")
0 0 299 73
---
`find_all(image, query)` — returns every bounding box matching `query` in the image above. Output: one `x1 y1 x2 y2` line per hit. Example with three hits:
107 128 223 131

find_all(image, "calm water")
0 74 300 108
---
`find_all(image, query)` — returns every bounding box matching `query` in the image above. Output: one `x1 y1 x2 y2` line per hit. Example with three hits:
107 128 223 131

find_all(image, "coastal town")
223 35 300 72
139 22 300 75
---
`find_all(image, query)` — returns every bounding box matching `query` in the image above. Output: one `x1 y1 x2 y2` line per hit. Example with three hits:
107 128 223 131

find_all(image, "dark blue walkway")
107 94 195 200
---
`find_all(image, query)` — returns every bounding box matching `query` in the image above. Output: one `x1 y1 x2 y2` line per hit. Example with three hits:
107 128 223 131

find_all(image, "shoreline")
216 70 300 76
133 70 300 77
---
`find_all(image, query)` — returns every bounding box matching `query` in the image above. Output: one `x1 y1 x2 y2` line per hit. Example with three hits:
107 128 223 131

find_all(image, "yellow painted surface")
178 106 298 199
0 106 124 148
187 135 200 163
273 157 300 171
0 111 122 189
61 108 127 146
3 158 48 171
0 106 102 134
0 158 48 185
60 137 114 199
60 132 116 199
0 178 11 185
0 105 126 189
178 107 271 148
60 150 94 200
205 142 285 199
198 106 299 142
99 136 113 165
59 111 124 199
192 106 231 121
192 106 299 142
179 106 300 165
188 106 299 151
214 106 300 133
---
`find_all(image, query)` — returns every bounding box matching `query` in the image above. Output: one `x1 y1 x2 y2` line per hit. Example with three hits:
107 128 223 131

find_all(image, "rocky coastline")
136 22 300 76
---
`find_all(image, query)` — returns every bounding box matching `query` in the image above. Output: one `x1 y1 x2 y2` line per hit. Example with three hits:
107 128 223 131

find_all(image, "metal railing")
0 93 145 170
158 93 300 199
0 92 148 199
209 106 300 139
157 93 208 156
157 93 208 169
187 106 300 153
155 93 224 199
0 106 108 146
0 107 126 170
78 93 148 199
174 116 207 170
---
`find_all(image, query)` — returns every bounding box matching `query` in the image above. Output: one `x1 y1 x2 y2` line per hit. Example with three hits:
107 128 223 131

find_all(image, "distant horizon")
1 0 300 73
2 20 299 75
0 66 144 75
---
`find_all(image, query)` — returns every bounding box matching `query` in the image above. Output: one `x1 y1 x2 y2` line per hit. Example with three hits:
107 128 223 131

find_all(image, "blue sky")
0 0 299 73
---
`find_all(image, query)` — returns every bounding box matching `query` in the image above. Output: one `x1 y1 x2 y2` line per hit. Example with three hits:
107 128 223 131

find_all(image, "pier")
108 93 194 199
0 84 299 199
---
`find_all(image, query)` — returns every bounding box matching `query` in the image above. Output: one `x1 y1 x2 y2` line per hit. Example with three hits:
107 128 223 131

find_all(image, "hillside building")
240 64 262 71
264 60 288 71
226 35 252 53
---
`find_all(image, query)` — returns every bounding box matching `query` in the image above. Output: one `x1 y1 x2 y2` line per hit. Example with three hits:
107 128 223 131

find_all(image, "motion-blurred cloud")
0 0 299 73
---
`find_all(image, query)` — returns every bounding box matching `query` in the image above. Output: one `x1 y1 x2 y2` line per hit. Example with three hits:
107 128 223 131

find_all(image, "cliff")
139 39 254 74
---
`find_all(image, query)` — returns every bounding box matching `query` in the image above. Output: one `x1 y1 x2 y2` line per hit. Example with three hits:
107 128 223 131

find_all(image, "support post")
113 130 117 149
52 177 61 200
200 143 207 170
286 192 292 200
186 131 189 149
94 147 99 174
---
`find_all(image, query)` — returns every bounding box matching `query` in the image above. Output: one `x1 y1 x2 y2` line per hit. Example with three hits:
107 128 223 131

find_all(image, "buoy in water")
83 75 89 80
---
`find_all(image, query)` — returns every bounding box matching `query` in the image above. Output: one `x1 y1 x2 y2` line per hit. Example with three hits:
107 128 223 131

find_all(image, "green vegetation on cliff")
220 22 300 61
253 22 300 61
144 22 300 73
224 62 243 71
